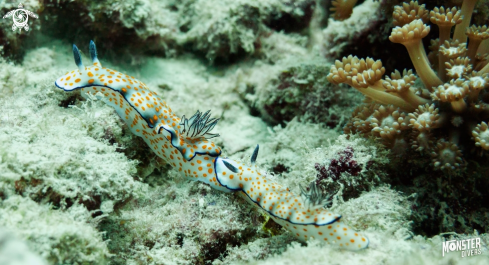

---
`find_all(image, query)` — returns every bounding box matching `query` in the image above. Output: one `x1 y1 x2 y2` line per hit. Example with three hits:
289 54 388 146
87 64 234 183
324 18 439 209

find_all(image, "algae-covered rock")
37 0 315 62
0 195 110 264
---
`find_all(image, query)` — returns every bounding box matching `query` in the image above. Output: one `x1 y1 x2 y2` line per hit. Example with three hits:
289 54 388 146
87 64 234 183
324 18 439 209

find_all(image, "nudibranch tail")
55 41 369 251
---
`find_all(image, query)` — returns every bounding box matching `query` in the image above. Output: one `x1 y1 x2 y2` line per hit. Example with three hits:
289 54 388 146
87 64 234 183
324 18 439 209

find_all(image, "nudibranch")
55 41 369 250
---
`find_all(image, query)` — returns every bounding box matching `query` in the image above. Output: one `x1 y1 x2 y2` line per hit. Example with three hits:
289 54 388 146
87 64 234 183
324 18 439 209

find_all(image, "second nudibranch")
55 41 369 250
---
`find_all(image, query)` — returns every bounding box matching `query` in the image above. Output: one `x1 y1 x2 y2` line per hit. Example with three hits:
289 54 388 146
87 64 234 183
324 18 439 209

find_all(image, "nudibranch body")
55 41 369 250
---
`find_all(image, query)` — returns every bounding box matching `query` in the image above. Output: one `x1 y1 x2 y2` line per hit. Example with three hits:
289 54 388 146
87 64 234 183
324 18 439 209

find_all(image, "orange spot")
229 175 234 179
88 79 94 84
87 72 94 77
198 167 203 171
350 239 355 243
208 168 213 174
362 238 366 242
337 236 341 240
66 76 71 81
75 78 81 83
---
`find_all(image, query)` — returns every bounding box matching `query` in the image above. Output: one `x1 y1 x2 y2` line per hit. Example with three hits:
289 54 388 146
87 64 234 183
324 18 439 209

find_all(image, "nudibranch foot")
55 41 369 250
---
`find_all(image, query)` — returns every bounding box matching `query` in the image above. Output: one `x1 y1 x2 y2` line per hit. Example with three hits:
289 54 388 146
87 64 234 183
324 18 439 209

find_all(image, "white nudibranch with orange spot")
55 41 369 250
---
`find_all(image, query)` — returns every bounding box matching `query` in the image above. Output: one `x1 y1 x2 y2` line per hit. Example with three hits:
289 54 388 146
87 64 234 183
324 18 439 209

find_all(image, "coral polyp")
472 122 489 150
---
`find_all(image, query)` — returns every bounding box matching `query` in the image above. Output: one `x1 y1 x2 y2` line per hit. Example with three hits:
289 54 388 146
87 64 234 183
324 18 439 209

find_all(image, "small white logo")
2 3 38 32
442 237 482 258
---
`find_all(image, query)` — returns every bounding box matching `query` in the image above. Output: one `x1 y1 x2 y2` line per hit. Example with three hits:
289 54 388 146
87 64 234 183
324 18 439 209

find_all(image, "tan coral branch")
390 19 442 91
432 80 469 113
383 69 431 107
453 0 478 44
327 56 415 111
466 71 489 102
466 25 489 63
439 40 468 81
393 1 429 27
430 6 463 81
445 57 472 79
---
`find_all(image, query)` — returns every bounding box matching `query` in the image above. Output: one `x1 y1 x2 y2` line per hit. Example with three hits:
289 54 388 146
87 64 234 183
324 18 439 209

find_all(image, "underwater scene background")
0 0 488 264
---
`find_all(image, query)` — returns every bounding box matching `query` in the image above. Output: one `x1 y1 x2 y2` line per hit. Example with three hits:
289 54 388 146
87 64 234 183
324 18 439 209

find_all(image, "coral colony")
55 41 369 250
328 0 489 172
